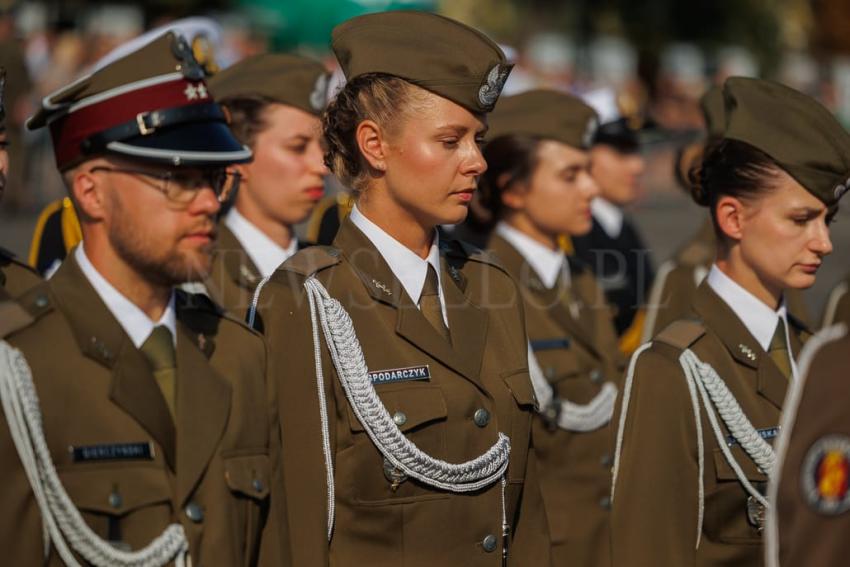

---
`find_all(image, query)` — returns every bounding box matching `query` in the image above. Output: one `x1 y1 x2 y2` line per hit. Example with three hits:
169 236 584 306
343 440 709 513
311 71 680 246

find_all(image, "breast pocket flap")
224 453 271 500
347 385 448 433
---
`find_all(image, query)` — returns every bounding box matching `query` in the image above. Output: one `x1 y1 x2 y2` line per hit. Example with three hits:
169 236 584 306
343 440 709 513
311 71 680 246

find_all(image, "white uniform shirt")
225 207 298 279
349 204 449 327
495 221 571 289
591 197 625 239
706 264 797 379
76 244 177 347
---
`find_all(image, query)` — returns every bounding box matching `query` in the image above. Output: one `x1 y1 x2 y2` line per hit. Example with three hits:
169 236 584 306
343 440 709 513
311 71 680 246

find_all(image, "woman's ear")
356 119 387 172
499 174 527 211
715 195 746 242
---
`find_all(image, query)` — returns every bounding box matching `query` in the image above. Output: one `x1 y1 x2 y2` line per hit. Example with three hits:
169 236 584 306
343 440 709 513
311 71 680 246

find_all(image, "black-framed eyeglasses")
88 166 241 205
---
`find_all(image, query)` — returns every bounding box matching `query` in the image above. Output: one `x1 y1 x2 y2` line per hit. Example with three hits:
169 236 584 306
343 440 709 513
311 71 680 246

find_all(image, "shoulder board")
14 282 54 322
654 319 706 350
280 245 341 277
0 297 35 338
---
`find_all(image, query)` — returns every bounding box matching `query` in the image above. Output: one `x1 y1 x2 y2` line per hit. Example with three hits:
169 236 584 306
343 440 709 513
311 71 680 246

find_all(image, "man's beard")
109 200 213 287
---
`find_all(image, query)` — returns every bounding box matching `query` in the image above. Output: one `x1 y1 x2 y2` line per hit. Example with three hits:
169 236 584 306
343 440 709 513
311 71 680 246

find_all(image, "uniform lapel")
694 282 787 410
48 255 177 467
334 219 485 387
217 224 262 290
442 246 488 381
174 302 231 506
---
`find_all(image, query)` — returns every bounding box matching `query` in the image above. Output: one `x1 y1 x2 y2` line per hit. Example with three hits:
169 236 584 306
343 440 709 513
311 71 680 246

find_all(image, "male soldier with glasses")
0 33 287 566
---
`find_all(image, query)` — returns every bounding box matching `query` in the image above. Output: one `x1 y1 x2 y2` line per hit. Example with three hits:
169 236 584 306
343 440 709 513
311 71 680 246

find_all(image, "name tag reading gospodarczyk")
726 427 780 448
369 365 431 385
70 442 155 463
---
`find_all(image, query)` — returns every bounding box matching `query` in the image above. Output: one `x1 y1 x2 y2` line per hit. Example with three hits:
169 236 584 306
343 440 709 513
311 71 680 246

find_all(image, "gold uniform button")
393 412 407 426
473 408 490 428
185 502 204 523
482 534 497 552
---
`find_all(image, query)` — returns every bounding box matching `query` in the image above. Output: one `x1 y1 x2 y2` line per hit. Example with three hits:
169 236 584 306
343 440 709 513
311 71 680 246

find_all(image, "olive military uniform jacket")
643 220 810 341
820 273 850 328
488 234 625 567
0 254 287 566
767 323 850 567
205 223 309 316
253 218 552 566
0 246 41 297
611 282 810 567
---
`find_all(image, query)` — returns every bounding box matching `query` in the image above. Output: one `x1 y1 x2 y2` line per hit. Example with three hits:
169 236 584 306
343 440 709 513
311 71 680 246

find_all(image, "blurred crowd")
2 2 850 214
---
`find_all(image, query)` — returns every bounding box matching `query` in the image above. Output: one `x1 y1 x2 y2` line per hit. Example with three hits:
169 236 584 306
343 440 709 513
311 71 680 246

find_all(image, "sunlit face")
237 103 328 226
93 158 221 285
505 140 599 238
380 91 488 227
734 170 833 292
590 144 645 205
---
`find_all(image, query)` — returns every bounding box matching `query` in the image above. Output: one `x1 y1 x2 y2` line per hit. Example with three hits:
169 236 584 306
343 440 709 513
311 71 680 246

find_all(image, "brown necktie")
420 264 451 343
768 318 793 381
141 325 177 418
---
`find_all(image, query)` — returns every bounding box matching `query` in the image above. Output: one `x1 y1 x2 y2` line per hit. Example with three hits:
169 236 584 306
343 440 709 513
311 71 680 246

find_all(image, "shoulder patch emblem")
801 434 850 515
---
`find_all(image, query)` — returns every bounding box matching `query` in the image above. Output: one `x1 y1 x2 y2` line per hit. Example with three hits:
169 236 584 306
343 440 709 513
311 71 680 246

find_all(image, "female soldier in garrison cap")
476 89 624 567
203 54 332 315
250 10 552 566
610 77 850 567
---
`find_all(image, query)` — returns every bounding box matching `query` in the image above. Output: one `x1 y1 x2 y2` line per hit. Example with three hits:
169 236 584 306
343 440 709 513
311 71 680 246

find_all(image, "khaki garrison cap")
209 54 331 116
723 77 850 206
331 10 512 113
488 89 599 150
27 32 251 171
700 85 724 139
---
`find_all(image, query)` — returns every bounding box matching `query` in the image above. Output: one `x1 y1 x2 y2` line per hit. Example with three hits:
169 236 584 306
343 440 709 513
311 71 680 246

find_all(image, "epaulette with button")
278 245 341 277
0 296 35 339
1 282 53 338
653 319 706 351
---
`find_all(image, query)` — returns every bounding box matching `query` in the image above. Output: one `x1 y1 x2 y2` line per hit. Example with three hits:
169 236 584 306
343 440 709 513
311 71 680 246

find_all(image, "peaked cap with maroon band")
27 32 251 171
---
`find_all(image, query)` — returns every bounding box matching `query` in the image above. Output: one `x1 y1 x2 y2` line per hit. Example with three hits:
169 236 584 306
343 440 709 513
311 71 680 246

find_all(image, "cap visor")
106 121 252 166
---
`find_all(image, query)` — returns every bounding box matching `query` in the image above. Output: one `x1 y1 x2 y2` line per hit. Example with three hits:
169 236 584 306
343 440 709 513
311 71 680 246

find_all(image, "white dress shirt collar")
591 197 624 239
75 244 177 348
706 264 793 364
349 204 448 326
495 221 570 289
225 207 298 279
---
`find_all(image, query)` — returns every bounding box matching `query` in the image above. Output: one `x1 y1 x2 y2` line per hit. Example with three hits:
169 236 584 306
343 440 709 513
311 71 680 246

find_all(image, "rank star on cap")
184 83 208 101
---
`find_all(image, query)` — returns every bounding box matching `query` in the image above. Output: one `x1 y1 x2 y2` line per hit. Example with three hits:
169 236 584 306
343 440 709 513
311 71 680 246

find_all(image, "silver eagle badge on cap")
583 116 599 148
310 74 330 112
478 64 510 108
835 178 850 202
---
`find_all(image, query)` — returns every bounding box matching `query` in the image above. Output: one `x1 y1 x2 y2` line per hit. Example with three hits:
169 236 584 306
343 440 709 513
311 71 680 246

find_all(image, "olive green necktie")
420 264 451 344
768 318 793 381
140 325 177 418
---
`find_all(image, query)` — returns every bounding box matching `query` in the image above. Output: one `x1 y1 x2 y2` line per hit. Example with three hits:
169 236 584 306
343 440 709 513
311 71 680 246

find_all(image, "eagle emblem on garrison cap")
310 74 330 112
478 64 510 108
835 178 850 202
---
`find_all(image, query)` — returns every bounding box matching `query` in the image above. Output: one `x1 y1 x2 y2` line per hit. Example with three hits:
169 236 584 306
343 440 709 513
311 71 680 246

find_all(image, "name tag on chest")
726 427 780 447
368 365 431 385
71 442 155 463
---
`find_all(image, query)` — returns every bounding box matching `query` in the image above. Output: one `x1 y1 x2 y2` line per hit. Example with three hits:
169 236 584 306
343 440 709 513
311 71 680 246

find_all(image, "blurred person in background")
611 77 846 567
572 87 652 348
0 5 32 211
0 68 40 296
480 89 625 567
203 53 330 315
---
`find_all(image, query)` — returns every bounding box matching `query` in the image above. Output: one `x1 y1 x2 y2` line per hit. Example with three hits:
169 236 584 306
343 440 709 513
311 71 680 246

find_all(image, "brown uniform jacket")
205 223 310 317
768 323 850 567
0 254 287 566
611 282 810 567
820 273 850 328
643 220 810 341
0 246 41 297
487 233 625 567
253 218 552 567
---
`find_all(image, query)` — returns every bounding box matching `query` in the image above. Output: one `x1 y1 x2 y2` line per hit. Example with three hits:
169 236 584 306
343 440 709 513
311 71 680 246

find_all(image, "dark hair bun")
688 160 711 207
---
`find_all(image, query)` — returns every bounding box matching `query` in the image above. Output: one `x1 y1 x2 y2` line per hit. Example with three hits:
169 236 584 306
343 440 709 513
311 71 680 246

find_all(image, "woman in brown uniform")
251 11 551 567
477 89 624 566
610 77 850 567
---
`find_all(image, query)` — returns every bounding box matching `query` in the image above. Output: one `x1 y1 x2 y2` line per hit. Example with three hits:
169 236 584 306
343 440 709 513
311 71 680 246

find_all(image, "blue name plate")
531 338 571 351
369 365 431 384
726 427 780 448
71 442 155 463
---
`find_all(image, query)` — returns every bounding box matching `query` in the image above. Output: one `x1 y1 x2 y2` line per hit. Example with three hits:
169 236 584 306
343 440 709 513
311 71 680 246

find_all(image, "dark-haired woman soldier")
478 89 624 567
610 77 850 566
251 11 551 567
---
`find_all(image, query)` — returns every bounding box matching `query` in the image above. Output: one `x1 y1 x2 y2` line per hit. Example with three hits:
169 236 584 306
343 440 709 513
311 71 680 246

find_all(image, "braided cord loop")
0 341 188 567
